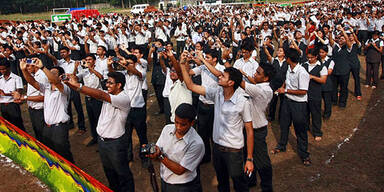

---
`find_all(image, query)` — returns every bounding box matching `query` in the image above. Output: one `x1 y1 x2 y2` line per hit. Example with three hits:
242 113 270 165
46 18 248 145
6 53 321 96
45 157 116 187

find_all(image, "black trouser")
366 62 380 86
246 126 273 192
161 174 202 192
268 94 284 121
164 97 172 124
67 89 85 130
125 107 148 161
277 98 309 160
213 143 249 192
85 97 102 141
28 107 44 141
176 40 186 59
350 67 362 96
197 101 215 163
42 122 74 163
322 91 332 118
308 99 322 137
153 83 165 113
142 89 148 106
381 55 384 77
358 30 369 47
331 74 350 107
98 134 135 192
0 103 25 131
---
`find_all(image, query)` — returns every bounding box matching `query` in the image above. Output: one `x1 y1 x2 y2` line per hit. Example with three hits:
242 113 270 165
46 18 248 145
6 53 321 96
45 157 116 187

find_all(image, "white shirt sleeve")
110 92 131 112
179 136 205 172
320 66 328 76
15 76 23 89
192 66 202 76
328 60 335 70
204 86 218 103
298 70 310 91
241 99 252 123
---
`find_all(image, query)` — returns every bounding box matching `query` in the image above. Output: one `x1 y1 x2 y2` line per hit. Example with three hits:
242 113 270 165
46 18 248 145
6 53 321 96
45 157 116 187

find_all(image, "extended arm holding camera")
65 74 111 103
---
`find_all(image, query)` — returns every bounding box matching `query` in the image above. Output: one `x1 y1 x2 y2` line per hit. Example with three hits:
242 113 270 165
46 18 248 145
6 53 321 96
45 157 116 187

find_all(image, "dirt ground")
1 55 384 192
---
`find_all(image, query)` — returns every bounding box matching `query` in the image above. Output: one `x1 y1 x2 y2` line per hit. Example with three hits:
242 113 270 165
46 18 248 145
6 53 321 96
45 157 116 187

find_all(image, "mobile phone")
152 43 156 48
26 59 33 64
113 57 120 62
61 74 69 81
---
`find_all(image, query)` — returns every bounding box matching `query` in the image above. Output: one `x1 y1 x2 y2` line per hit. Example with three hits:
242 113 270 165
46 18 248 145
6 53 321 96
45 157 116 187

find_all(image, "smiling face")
105 77 121 94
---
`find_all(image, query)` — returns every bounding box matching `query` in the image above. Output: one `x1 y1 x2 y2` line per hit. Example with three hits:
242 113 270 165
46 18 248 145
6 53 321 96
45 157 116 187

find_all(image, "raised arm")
19 58 40 91
65 75 111 103
180 58 206 96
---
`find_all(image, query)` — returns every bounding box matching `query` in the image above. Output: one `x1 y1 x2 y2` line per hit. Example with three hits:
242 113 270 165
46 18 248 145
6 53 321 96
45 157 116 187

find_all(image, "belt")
45 121 68 128
214 143 242 152
99 136 118 142
284 96 306 103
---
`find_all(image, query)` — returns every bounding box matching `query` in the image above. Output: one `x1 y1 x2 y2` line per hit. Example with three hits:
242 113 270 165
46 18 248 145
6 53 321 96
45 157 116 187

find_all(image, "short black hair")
205 49 220 61
85 54 96 60
318 45 328 53
125 54 138 63
224 67 242 91
59 46 70 52
175 103 196 122
259 62 276 82
98 45 107 52
0 59 10 68
241 41 254 52
307 48 318 57
52 66 65 76
132 46 144 55
285 48 300 63
107 72 126 89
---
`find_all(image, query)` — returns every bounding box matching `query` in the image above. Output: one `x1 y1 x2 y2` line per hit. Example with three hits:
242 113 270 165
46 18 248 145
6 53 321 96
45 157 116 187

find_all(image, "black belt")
284 96 306 103
214 143 242 152
99 136 118 142
45 121 68 128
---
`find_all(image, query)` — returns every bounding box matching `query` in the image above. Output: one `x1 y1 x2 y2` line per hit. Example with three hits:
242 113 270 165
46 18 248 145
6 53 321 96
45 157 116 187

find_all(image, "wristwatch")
159 153 166 160
23 95 27 101
77 83 83 92
246 158 253 162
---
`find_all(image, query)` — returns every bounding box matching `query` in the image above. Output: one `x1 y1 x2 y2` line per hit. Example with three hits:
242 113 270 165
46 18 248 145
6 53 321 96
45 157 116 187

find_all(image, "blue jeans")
98 134 134 192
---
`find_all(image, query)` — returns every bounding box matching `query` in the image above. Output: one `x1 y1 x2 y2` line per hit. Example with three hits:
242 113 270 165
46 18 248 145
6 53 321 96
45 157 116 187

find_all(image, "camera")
26 59 33 64
112 57 120 62
157 47 166 52
61 74 69 81
140 143 157 155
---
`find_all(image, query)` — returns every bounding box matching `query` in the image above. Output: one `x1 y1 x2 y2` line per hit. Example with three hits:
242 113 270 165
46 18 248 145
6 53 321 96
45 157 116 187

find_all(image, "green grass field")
0 0 307 21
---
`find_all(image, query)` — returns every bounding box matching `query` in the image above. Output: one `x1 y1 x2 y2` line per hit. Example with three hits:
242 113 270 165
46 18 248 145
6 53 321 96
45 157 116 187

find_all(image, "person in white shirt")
174 23 188 58
272 48 311 166
65 71 135 192
20 58 74 163
108 54 148 165
14 62 48 141
302 49 328 142
180 59 254 192
188 49 225 164
0 59 25 131
239 63 276 191
53 46 86 134
148 103 204 192
75 54 104 146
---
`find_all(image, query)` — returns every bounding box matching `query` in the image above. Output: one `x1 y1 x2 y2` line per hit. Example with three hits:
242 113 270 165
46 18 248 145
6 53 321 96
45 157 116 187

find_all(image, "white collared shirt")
121 65 145 108
97 91 131 139
244 82 273 129
285 64 310 102
39 82 71 124
156 124 204 184
192 64 225 105
306 61 328 75
139 58 148 90
169 80 192 122
58 59 78 74
135 30 146 45
27 70 48 109
95 56 109 80
77 67 102 89
205 87 252 149
174 27 188 41
0 73 23 103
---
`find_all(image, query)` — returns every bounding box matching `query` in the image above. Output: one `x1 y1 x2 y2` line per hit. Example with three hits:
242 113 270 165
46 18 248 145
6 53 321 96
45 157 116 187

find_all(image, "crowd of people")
0 0 383 191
